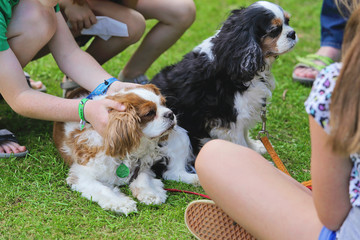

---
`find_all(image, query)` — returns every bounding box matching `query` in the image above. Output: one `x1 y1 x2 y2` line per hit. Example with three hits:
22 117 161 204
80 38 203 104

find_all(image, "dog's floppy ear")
104 104 142 158
212 8 265 82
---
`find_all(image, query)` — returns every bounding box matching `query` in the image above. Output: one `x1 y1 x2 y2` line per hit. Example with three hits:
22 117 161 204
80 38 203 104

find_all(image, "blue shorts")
319 226 336 240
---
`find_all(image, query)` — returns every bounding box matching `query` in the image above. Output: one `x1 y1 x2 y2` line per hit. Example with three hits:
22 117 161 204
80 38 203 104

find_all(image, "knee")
125 10 146 45
171 0 196 30
195 139 226 172
23 6 56 44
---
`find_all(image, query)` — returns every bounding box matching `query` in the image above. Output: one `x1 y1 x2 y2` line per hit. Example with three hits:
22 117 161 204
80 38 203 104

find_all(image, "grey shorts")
337 207 360 239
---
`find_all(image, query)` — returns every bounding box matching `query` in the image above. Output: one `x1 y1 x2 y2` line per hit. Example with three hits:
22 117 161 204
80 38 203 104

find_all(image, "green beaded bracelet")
78 98 89 131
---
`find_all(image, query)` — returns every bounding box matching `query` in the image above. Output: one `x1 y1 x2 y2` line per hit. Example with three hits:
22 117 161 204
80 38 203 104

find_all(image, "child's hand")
62 0 97 33
84 98 126 137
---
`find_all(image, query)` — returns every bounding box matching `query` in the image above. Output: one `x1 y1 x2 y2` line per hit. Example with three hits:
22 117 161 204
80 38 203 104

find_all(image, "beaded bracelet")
78 98 89 131
86 77 119 100
78 77 119 130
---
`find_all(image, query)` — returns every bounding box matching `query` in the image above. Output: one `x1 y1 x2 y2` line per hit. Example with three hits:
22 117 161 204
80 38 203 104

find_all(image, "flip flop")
185 200 256 240
0 129 29 158
60 76 80 98
292 54 334 85
24 71 47 92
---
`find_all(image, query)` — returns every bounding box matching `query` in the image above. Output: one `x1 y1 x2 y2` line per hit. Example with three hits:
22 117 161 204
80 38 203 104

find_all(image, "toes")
294 67 318 79
29 79 44 90
0 141 26 154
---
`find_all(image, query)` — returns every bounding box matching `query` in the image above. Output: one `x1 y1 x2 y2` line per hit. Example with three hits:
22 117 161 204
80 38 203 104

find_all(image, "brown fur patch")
68 129 104 165
141 84 161 95
284 12 291 21
104 91 161 157
53 122 75 166
261 35 280 57
107 92 158 127
159 134 169 142
104 107 141 157
271 18 282 26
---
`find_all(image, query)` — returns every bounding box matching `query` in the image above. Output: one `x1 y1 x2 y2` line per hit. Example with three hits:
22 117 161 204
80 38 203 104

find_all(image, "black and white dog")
151 1 297 155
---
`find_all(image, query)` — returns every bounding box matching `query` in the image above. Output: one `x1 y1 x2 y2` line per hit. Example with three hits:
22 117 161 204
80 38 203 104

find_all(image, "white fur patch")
193 31 219 61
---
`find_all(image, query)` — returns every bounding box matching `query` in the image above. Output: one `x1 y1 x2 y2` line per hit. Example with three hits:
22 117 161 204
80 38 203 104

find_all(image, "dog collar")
116 163 130 178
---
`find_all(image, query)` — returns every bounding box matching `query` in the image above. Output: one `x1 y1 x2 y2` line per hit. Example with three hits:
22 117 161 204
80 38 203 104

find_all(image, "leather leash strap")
260 136 290 176
260 135 312 189
258 103 312 189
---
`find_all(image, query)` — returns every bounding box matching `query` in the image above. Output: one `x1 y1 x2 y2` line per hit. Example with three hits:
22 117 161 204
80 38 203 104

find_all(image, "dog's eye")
268 26 282 37
145 110 156 117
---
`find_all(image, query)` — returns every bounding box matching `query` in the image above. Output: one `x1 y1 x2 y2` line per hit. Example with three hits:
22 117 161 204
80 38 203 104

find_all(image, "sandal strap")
296 54 334 71
0 129 18 144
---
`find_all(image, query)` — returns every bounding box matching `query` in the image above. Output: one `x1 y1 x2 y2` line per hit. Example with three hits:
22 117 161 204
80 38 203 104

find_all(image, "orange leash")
260 136 312 189
260 136 291 176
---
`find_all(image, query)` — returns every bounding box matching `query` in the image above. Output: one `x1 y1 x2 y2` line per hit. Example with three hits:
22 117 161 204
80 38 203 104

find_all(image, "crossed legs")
195 139 323 240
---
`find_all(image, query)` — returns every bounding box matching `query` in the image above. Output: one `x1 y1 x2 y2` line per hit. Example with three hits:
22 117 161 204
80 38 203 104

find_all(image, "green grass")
0 0 322 238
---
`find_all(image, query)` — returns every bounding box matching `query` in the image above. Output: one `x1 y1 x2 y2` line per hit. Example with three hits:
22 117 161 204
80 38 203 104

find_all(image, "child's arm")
48 11 135 93
309 116 352 230
0 47 125 136
59 0 97 33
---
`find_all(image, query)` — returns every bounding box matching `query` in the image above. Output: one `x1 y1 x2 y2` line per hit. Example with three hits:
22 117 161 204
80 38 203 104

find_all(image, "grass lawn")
1 0 322 239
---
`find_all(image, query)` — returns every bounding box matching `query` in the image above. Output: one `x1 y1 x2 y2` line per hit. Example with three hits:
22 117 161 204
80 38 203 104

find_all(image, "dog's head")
212 1 297 81
104 84 176 158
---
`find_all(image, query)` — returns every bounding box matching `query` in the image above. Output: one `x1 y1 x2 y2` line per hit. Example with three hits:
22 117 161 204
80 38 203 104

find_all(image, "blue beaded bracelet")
86 77 119 100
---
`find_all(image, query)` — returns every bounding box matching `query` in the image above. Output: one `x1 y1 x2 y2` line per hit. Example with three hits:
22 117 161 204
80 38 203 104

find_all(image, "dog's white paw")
130 179 167 205
163 171 200 186
100 197 137 215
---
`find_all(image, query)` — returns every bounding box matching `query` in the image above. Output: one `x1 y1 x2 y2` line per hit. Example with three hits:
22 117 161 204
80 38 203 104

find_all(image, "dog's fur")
53 85 198 215
151 1 297 155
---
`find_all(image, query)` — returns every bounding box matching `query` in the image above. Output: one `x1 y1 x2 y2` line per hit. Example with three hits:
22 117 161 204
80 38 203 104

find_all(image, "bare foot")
29 78 44 90
0 141 27 154
293 46 341 80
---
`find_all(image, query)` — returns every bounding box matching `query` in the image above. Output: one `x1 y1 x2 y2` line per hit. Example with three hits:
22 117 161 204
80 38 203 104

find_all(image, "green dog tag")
116 163 130 178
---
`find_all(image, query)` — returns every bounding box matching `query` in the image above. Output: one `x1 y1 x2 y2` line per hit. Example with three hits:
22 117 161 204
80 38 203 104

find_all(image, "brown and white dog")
53 85 198 215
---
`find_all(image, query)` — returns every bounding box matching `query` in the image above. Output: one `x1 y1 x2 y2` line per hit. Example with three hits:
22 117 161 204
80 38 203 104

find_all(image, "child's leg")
120 0 196 79
1 0 57 154
6 0 57 67
195 139 323 240
84 0 146 65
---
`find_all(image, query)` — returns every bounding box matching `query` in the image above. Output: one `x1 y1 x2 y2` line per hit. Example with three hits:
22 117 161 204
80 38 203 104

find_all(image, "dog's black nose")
287 31 296 40
164 111 174 120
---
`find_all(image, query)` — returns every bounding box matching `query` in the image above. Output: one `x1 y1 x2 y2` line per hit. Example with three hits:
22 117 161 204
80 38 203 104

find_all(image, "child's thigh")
7 0 56 39
87 0 144 25
136 0 196 22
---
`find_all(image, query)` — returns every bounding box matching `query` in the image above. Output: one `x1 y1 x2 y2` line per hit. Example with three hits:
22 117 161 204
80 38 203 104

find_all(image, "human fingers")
84 18 92 29
103 99 126 112
89 13 97 25
76 20 85 32
70 20 78 32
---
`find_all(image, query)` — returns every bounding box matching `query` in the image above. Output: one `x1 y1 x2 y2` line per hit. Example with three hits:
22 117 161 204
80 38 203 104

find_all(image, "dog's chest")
233 73 275 123
86 141 165 186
